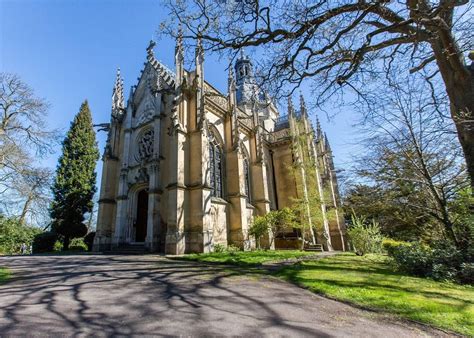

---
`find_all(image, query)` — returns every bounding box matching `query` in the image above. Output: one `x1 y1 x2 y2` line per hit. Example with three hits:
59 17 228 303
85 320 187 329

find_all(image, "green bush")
213 243 226 253
382 238 410 255
389 242 433 277
347 214 383 255
69 238 88 251
32 231 58 253
387 240 472 284
212 243 241 254
459 263 474 284
249 208 297 249
53 240 63 252
249 216 269 248
227 244 241 253
83 232 95 252
0 216 41 254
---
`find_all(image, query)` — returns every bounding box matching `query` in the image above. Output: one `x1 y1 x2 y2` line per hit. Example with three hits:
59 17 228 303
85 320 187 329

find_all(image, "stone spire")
324 132 332 153
112 68 124 116
175 25 184 87
315 116 322 140
229 65 240 147
195 36 205 128
287 96 295 118
299 92 307 117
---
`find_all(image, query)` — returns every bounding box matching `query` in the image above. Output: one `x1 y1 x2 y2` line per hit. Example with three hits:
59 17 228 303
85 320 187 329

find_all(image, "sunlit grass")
0 267 10 284
277 253 474 336
175 250 319 266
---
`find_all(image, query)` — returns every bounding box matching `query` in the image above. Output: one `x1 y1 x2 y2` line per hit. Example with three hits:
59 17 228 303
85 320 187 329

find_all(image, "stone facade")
93 37 347 254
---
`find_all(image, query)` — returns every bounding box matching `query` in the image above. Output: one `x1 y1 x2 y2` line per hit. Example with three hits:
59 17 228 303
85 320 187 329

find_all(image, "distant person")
20 243 27 255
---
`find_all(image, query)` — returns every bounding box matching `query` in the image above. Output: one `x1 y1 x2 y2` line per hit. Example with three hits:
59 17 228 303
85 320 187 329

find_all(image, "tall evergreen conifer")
50 101 99 249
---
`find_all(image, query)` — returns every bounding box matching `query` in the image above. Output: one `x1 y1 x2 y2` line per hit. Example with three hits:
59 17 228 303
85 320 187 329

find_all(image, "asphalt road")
0 255 452 337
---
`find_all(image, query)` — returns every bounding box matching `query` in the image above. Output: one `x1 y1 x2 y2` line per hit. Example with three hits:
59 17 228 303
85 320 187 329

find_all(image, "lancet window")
209 139 224 198
243 158 251 203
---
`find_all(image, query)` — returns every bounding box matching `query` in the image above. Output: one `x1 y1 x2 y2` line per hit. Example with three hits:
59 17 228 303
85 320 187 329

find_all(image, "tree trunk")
431 43 474 192
452 103 474 193
19 196 32 225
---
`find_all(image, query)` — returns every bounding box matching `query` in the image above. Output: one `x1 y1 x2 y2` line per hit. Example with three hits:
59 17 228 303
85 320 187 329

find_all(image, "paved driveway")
0 255 450 337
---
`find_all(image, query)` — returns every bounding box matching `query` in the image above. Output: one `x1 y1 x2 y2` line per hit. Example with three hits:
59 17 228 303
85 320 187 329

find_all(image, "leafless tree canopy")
160 0 474 189
0 72 57 224
353 73 468 245
162 1 471 93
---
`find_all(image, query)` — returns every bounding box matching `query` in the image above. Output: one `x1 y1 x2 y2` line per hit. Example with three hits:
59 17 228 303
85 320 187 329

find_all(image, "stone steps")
104 244 147 255
304 244 324 252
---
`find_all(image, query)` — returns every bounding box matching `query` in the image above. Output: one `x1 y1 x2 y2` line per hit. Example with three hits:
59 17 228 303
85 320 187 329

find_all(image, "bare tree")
353 73 469 248
2 167 54 226
0 72 57 224
160 0 474 189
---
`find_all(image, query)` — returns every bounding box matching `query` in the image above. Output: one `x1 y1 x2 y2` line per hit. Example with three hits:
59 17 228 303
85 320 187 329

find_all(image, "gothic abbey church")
93 37 347 254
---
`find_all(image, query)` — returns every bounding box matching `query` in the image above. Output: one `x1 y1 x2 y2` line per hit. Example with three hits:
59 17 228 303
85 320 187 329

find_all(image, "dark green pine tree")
50 100 99 249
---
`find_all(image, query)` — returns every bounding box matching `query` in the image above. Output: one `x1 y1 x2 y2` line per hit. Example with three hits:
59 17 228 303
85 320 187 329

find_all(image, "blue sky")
1 0 360 190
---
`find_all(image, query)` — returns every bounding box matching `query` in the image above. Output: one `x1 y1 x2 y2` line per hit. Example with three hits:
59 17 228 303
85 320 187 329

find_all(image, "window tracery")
209 134 224 198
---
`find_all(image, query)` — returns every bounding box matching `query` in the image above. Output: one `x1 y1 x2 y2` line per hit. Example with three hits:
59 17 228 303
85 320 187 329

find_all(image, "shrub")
32 232 58 253
69 238 88 252
227 244 241 253
347 214 383 255
83 232 95 252
458 263 474 284
431 263 458 282
213 243 226 253
387 240 473 284
0 216 41 254
212 243 241 254
249 216 269 249
382 238 410 255
53 240 63 252
389 242 433 277
249 209 297 249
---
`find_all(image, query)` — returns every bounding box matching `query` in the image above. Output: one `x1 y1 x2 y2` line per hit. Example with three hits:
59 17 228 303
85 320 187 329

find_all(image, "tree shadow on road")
0 255 334 336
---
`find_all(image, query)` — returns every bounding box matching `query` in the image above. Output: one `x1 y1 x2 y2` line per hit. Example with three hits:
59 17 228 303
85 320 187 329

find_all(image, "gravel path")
0 255 453 337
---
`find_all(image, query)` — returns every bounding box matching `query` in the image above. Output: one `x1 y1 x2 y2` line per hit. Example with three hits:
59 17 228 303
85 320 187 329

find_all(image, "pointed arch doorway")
135 189 149 242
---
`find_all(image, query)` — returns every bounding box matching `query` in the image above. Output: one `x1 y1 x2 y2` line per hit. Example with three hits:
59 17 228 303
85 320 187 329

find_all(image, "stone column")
112 169 129 247
226 146 250 249
250 140 273 249
146 162 161 252
165 126 187 255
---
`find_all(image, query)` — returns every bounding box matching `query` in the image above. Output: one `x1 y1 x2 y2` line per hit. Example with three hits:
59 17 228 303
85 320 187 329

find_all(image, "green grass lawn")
0 267 10 284
277 253 474 336
174 249 319 266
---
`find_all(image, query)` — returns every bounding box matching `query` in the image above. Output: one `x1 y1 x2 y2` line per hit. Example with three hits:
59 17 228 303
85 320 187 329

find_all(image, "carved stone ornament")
135 167 149 184
137 129 154 161
138 110 154 125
